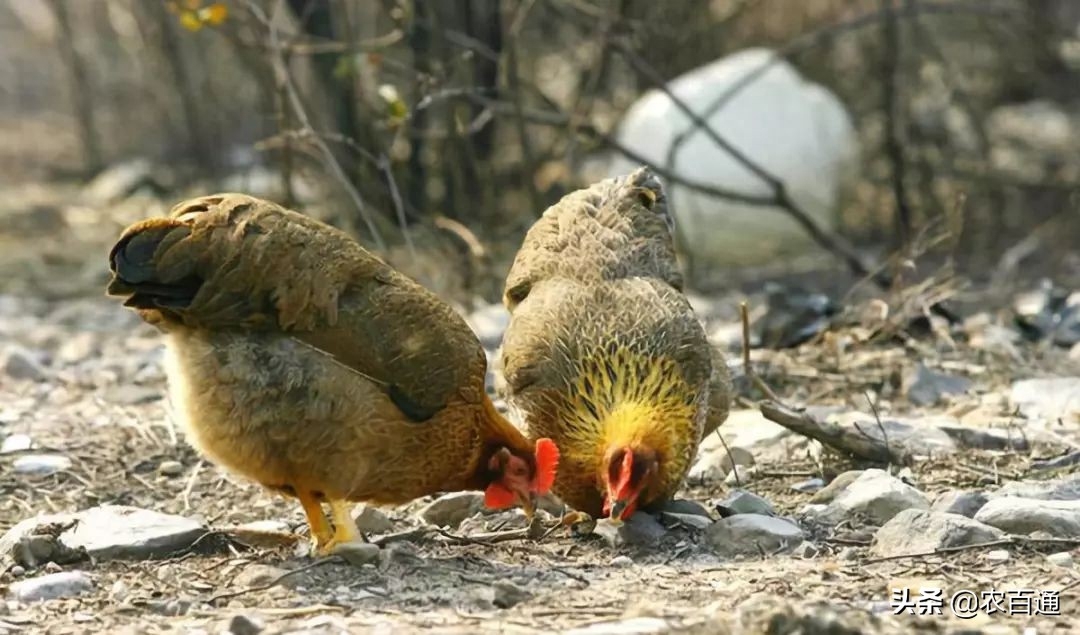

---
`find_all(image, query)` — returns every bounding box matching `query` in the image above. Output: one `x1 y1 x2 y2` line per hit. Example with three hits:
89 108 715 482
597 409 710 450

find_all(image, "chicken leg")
298 490 334 553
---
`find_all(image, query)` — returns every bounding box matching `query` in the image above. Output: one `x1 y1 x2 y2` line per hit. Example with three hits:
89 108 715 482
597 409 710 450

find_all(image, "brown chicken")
498 167 730 521
105 194 559 554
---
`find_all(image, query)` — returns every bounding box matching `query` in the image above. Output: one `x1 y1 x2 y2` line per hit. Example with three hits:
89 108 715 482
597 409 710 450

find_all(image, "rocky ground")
1 173 1080 634
1 284 1079 634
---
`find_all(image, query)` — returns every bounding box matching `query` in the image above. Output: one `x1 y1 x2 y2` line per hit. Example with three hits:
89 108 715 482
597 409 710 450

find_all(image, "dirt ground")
1 187 1079 634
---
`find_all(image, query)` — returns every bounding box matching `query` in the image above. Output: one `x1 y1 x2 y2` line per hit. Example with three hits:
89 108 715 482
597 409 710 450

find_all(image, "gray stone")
13 454 71 476
974 497 1080 537
938 425 1028 451
659 499 712 518
65 505 206 560
419 492 484 529
660 512 712 530
806 469 929 526
227 614 265 635
809 470 864 503
870 509 1004 557
491 580 531 609
708 514 804 557
9 571 93 602
2 346 48 382
352 505 394 535
791 478 825 493
994 476 1080 501
593 512 667 548
715 490 775 517
931 490 988 518
608 555 633 567
2 506 207 565
906 363 973 406
1010 377 1080 420
335 542 380 567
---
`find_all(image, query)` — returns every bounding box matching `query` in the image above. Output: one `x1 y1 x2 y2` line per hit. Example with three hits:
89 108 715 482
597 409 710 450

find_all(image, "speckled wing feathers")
110 194 486 422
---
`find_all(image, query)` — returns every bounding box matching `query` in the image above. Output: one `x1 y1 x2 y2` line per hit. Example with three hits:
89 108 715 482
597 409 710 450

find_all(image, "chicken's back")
500 276 711 516
109 194 500 504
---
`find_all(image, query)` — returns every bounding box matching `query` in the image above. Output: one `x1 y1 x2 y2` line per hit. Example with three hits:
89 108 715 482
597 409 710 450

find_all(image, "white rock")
806 469 929 526
8 571 93 602
870 509 1003 557
13 454 71 476
565 617 673 635
1 434 32 454
83 158 154 203
1047 552 1074 568
600 48 859 269
708 514 804 557
974 497 1080 538
985 549 1010 563
1010 377 1080 420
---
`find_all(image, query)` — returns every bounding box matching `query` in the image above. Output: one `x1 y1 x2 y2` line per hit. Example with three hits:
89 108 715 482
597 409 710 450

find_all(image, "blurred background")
2 0 1079 324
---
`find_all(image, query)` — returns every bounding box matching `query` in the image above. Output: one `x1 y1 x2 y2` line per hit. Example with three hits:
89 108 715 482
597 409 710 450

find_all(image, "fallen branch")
739 301 910 465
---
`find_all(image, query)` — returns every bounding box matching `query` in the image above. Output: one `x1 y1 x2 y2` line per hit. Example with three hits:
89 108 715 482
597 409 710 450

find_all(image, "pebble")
0 434 32 454
1047 552 1074 568
13 454 72 476
974 496 1080 537
791 477 825 493
353 505 394 534
1 346 49 382
931 490 988 518
593 513 668 548
609 555 634 567
715 490 775 517
804 469 929 526
228 614 265 635
491 580 531 609
8 571 93 602
870 509 1004 558
158 460 184 477
10 566 25 577
419 492 484 529
335 542 380 567
707 514 804 557
985 549 1010 563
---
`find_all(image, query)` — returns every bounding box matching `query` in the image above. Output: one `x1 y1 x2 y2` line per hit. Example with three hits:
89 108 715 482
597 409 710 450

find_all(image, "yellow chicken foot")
298 490 334 554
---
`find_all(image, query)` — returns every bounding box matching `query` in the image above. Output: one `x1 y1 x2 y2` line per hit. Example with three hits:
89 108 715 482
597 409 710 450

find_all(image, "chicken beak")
609 500 629 520
520 491 538 520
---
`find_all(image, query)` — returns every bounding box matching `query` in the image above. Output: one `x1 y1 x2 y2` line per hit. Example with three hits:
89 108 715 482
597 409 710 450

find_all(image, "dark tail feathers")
106 220 202 311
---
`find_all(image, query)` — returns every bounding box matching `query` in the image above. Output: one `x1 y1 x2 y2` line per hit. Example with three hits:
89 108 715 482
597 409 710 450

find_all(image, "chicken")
105 194 559 554
498 167 730 521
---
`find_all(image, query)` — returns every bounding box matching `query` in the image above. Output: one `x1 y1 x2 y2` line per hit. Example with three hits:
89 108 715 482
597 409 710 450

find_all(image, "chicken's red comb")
532 438 559 495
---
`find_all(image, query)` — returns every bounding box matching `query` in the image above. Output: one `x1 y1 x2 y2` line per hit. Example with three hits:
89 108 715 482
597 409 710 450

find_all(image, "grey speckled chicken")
498 167 731 521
